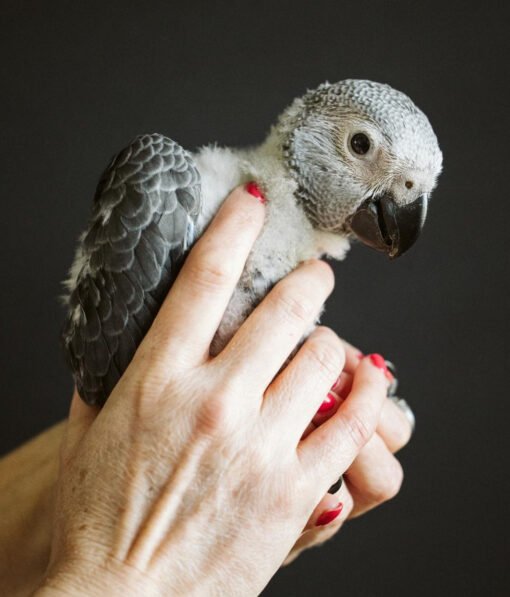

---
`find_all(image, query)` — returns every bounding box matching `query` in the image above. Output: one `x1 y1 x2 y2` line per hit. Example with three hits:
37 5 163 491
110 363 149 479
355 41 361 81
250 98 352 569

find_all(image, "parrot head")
277 79 443 258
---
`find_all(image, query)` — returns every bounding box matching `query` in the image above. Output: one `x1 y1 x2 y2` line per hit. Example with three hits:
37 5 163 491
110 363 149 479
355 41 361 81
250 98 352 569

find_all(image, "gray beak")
348 194 428 258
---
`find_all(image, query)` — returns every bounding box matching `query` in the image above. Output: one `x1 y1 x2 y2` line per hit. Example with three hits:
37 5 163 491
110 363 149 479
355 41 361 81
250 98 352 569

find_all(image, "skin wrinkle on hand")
0 186 413 596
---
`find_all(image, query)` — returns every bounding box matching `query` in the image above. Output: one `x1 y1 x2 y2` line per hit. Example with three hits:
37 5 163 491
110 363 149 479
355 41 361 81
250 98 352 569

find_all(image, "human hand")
37 185 390 596
285 344 414 564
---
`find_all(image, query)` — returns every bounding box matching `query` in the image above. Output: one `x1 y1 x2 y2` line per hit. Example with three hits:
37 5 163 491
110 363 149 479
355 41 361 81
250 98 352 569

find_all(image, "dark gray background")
2 1 509 595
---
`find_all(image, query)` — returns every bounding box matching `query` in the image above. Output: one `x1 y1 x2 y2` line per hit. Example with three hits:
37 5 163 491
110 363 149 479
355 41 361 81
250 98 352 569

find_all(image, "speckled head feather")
276 79 443 232
63 80 443 405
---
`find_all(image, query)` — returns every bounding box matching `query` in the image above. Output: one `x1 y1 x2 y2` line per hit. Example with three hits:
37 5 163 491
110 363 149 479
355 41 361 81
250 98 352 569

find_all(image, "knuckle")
373 461 404 503
392 421 413 451
187 250 236 292
194 395 234 438
271 286 316 325
341 410 374 449
306 332 345 381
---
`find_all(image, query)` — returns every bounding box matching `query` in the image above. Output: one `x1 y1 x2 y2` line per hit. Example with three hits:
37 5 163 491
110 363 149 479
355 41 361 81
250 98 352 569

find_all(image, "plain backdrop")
1 1 509 595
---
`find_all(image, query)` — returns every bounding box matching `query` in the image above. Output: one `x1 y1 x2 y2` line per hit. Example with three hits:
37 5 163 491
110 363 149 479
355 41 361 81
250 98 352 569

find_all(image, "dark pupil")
351 133 370 155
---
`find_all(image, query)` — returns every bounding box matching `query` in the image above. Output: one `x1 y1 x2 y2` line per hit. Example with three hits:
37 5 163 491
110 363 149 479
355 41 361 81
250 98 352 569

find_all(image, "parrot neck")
245 137 352 265
193 137 351 300
253 133 350 260
193 140 350 354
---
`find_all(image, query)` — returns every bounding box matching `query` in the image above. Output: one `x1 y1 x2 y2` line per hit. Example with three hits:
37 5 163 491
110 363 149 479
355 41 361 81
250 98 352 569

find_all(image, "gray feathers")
62 80 442 407
278 80 442 232
62 134 201 405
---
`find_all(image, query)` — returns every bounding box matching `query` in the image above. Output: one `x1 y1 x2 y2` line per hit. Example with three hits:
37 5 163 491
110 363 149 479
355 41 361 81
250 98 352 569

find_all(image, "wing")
62 134 201 405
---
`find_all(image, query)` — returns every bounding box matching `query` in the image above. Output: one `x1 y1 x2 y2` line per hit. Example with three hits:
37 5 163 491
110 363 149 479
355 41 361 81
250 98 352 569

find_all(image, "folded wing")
62 134 201 405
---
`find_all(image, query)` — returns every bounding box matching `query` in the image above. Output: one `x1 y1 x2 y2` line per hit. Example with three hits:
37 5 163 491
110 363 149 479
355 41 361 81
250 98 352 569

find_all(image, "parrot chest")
194 145 349 353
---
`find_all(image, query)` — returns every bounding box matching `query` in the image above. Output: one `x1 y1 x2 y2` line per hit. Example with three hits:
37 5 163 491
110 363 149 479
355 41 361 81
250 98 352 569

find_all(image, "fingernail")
318 392 337 413
368 353 393 381
316 503 343 526
389 397 416 433
356 352 364 359
328 476 343 494
245 181 267 204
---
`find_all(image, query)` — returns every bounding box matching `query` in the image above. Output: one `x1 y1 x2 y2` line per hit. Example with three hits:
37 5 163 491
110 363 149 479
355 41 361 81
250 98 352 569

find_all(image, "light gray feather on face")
278 79 443 232
62 81 442 407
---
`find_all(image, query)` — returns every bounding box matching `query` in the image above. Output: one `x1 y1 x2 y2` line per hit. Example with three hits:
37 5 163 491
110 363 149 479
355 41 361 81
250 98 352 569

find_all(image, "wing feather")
62 134 201 405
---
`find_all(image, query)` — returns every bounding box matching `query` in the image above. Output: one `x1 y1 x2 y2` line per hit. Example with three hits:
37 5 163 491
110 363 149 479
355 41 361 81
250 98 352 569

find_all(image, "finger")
140 184 266 367
216 259 335 395
262 327 345 437
301 421 317 440
298 355 389 489
377 397 414 453
62 389 100 458
344 433 404 518
305 473 352 530
311 371 353 426
283 482 353 565
313 377 413 453
340 339 363 374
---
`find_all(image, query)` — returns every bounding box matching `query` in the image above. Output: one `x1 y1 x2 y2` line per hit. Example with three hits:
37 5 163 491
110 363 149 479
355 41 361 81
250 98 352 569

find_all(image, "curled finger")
377 397 415 453
283 482 353 565
298 354 390 491
344 432 404 518
263 326 345 440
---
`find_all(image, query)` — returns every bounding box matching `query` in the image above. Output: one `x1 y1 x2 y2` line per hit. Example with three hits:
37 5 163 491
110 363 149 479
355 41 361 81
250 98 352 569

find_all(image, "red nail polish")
368 353 386 371
245 181 267 204
367 353 394 381
318 392 337 413
316 503 343 526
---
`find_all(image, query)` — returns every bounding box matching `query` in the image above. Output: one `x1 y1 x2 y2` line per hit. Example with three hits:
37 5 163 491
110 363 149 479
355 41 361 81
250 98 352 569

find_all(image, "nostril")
405 180 414 189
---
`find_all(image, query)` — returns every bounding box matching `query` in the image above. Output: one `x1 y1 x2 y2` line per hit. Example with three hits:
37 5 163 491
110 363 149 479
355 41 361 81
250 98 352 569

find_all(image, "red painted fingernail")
367 353 394 381
368 353 387 371
316 503 343 526
356 352 364 359
245 181 267 204
318 392 337 413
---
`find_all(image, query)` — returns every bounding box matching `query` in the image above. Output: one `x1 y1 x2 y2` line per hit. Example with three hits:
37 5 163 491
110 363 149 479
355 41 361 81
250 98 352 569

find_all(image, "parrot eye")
350 133 371 155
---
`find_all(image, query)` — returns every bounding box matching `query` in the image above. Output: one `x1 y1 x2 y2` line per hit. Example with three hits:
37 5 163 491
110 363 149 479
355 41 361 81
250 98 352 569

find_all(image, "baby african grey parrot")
62 79 442 406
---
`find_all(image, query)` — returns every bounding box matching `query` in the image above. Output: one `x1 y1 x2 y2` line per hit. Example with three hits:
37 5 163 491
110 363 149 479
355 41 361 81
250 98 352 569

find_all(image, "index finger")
142 184 266 367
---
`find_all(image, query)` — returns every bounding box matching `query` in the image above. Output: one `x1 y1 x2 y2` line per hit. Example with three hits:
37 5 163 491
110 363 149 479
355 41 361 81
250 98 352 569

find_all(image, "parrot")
62 79 442 407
